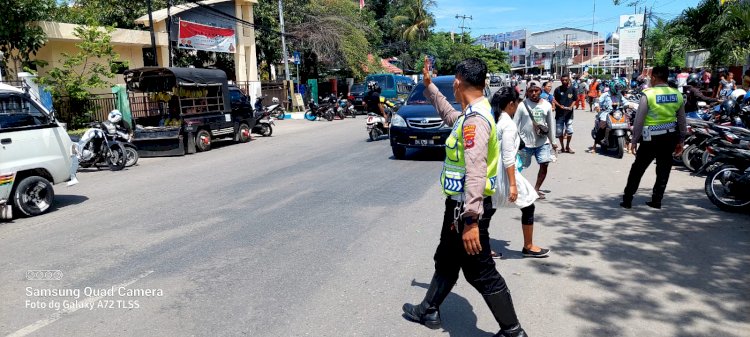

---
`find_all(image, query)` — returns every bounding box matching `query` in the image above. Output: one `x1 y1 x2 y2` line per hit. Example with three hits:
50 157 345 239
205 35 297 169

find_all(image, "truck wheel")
12 176 54 217
237 123 251 143
195 129 212 152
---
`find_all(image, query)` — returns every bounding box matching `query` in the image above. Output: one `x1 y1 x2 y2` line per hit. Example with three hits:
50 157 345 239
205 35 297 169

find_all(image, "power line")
455 14 472 42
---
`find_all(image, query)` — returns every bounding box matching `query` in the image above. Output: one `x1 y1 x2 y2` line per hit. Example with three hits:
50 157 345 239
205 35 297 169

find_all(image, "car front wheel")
392 145 406 159
12 176 55 217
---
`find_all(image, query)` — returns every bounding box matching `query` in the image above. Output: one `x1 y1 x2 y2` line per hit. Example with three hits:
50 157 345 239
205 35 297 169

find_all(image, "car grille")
407 118 444 129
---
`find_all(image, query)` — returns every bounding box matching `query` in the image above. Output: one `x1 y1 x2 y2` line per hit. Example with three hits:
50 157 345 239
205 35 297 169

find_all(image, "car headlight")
391 114 407 127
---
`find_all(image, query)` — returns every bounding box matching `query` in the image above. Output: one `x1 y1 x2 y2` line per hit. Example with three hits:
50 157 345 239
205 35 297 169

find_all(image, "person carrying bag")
491 87 551 258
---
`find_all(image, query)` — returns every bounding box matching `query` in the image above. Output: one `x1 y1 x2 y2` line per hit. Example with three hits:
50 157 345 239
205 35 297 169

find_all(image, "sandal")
536 191 546 200
566 148 575 154
490 250 502 259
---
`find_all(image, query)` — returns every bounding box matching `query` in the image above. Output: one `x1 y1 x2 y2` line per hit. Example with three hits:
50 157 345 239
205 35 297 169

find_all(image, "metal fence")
55 94 118 128
235 81 290 109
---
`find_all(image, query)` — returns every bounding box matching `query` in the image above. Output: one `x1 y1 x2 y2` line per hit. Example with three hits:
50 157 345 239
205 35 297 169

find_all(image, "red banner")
178 19 236 53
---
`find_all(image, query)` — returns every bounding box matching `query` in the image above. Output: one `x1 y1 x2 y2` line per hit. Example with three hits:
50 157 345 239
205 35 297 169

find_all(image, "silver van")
0 83 77 219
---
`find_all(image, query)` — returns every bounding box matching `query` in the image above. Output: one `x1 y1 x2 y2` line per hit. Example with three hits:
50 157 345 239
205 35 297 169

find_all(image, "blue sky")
431 0 702 37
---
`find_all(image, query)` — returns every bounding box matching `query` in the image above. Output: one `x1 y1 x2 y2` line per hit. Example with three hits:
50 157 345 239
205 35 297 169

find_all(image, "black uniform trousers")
433 196 508 299
624 132 680 203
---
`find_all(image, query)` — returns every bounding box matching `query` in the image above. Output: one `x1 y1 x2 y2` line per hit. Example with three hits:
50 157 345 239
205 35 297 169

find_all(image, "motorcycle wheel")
325 110 334 121
124 146 139 167
261 124 273 137
107 143 126 171
681 145 698 171
304 110 317 121
705 165 750 211
701 151 714 173
616 137 625 159
369 128 381 141
276 109 286 120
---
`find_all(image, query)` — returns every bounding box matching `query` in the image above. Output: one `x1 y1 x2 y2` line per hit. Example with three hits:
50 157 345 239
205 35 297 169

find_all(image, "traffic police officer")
402 57 528 337
621 66 687 209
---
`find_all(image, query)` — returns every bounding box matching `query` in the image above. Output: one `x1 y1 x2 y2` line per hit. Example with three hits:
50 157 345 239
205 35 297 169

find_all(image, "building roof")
530 27 598 36
135 0 256 26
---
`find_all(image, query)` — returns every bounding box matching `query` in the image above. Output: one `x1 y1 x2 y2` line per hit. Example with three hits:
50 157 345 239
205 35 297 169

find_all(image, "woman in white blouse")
490 87 550 258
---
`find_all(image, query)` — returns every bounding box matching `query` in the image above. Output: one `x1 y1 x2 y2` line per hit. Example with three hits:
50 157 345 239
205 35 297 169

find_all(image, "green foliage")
642 0 750 67
392 0 435 43
36 23 125 127
415 32 509 75
0 0 55 79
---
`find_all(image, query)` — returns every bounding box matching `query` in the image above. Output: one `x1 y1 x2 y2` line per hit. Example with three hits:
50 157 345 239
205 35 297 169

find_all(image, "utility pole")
591 0 596 75
279 0 290 81
639 6 649 72
563 33 574 75
455 14 472 43
166 0 173 67
146 0 158 66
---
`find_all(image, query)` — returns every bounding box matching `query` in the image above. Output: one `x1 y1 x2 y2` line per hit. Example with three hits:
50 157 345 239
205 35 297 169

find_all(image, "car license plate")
415 139 434 145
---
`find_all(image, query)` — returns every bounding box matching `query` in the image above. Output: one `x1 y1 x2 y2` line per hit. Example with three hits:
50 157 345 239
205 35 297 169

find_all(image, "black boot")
483 290 528 337
402 273 454 329
620 195 633 209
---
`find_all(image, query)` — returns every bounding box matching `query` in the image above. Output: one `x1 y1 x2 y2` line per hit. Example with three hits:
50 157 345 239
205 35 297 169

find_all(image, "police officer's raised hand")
462 223 482 255
422 56 432 87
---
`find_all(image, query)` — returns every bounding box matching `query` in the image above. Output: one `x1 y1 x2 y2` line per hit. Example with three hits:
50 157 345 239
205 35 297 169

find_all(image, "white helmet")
271 97 280 104
108 109 122 123
730 89 747 101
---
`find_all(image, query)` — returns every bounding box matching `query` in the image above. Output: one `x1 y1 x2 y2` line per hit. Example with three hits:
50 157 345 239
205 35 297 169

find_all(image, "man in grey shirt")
514 81 558 199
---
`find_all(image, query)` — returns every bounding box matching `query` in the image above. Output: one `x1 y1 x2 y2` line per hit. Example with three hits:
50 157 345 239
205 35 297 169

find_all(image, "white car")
0 83 77 219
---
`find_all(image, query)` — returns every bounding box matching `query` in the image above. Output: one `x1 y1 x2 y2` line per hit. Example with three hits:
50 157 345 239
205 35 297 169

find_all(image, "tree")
0 0 55 80
37 23 126 127
288 0 377 80
392 0 435 43
416 33 509 75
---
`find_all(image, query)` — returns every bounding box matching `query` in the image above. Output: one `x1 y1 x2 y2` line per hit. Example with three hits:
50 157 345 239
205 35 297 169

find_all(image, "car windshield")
350 84 365 93
407 82 456 105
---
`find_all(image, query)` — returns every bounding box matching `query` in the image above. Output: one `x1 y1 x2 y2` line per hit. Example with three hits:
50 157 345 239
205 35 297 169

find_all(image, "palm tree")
392 0 435 43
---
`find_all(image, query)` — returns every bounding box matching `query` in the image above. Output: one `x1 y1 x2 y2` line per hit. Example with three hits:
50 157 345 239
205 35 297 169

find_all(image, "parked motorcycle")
74 122 127 171
255 96 286 120
252 108 275 137
102 121 139 167
699 143 750 212
304 97 335 121
336 94 357 119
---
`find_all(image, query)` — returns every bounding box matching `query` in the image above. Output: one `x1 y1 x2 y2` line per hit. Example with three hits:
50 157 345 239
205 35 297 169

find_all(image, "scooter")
366 108 391 141
255 96 286 120
591 106 630 158
336 94 357 119
252 108 275 137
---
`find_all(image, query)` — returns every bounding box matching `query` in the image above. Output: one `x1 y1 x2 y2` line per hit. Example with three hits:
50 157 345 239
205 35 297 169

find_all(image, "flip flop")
567 148 575 154
536 191 546 200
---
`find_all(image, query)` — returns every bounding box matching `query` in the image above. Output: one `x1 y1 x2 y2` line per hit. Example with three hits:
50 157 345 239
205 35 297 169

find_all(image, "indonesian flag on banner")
360 0 365 9
178 19 236 53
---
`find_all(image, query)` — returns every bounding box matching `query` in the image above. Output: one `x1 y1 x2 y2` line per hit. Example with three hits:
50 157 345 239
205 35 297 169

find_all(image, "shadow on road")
51 194 89 211
388 148 444 161
409 279 495 337
538 187 750 336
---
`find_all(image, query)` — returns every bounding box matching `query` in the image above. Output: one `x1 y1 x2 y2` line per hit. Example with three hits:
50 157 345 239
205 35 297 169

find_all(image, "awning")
569 56 607 68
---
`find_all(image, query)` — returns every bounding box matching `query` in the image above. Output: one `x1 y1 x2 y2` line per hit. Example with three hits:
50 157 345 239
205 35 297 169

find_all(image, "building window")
583 48 589 57
520 40 526 49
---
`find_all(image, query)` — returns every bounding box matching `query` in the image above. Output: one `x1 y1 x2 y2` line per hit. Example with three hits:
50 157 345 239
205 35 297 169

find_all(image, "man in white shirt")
513 81 558 199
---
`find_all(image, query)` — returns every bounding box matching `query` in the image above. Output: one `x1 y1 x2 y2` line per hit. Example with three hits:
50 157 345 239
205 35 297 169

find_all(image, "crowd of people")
402 55 699 336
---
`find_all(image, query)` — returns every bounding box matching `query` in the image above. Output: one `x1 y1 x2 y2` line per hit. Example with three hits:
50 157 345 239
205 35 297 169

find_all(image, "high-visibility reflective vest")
643 86 683 126
440 100 499 196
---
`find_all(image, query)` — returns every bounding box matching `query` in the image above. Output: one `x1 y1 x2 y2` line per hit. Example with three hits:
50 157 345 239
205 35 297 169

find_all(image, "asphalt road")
1 116 748 337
